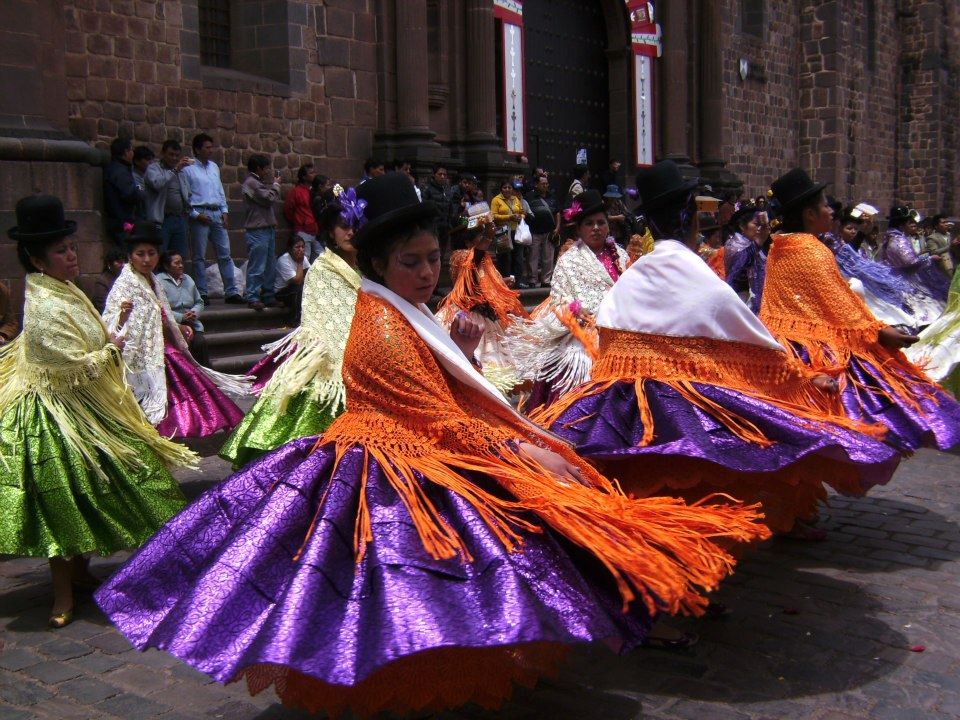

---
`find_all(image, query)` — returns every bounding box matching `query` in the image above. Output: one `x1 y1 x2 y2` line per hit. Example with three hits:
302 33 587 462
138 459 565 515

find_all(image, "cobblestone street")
2 445 960 719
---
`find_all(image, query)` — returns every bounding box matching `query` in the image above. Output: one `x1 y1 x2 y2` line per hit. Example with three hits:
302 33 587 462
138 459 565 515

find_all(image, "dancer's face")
129 243 159 276
34 237 80 282
375 231 441 306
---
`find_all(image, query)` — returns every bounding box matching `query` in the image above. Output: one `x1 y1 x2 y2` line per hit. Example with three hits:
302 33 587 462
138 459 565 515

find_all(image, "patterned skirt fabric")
839 354 960 453
548 381 900 532
155 346 244 439
0 395 186 558
248 345 289 394
219 390 339 469
96 437 652 716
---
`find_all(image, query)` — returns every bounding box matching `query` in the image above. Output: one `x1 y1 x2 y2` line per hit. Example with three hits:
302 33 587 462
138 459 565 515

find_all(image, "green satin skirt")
218 390 339 470
0 396 187 558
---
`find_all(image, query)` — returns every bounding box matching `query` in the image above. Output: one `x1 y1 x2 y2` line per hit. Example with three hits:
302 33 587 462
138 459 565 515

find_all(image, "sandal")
644 631 699 650
49 607 74 629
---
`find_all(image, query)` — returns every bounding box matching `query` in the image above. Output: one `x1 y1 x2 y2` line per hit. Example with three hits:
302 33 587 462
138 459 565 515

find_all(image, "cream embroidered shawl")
508 239 628 394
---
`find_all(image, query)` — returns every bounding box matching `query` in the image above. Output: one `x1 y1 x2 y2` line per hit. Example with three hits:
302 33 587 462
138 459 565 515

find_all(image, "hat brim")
353 200 439 251
568 199 607 223
778 182 827 212
639 179 699 213
8 220 77 241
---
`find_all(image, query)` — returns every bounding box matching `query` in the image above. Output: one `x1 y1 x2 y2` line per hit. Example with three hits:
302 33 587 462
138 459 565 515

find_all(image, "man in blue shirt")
181 133 243 304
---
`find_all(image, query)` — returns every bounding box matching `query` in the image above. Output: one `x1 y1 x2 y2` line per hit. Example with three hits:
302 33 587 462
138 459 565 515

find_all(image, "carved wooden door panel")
523 0 610 184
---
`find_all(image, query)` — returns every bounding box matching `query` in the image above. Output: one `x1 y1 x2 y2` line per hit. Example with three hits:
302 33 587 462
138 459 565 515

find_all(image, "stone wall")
720 0 802 196
62 0 379 243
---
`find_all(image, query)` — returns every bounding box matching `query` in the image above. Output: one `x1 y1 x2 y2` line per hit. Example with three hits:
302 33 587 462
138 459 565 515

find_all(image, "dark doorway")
523 0 610 190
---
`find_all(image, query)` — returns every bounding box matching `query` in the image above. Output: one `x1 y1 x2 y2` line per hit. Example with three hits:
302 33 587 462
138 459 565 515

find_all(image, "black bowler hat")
353 172 438 252
122 220 162 246
635 161 699 212
7 194 77 241
727 198 761 229
888 205 912 224
566 189 606 223
769 168 827 213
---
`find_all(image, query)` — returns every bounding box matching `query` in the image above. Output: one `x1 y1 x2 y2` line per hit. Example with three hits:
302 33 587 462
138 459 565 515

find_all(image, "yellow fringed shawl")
0 275 196 477
311 292 771 617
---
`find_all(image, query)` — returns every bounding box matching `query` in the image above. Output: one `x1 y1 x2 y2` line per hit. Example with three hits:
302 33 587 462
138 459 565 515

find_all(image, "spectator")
102 137 142 241
359 157 385 185
132 146 154 202
395 159 421 200
926 214 954 274
602 185 633 247
182 133 243 304
157 251 211 367
284 163 321 261
242 154 282 311
310 174 335 238
566 165 590 207
421 165 452 252
525 173 560 287
598 158 622 193
0 281 17 345
449 172 483 230
144 139 192 256
491 179 525 280
89 246 126 314
274 235 311 325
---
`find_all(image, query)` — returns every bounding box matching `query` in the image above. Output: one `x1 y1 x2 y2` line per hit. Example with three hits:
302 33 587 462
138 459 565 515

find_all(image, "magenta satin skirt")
156 346 244 439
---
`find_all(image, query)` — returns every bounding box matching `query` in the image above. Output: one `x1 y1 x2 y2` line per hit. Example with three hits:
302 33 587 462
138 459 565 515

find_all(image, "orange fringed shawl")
533 328 885 447
319 292 769 616
439 249 529 324
759 233 932 411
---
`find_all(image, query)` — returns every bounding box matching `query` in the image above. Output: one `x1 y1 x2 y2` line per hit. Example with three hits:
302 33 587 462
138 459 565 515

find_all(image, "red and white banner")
626 1 661 166
495 0 526 155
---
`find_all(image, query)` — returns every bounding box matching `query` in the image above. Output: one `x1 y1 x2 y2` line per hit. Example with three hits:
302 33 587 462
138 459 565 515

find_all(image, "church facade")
1 0 957 296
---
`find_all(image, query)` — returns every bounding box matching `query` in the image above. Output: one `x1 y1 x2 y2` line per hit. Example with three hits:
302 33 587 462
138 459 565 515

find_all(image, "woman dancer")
97 173 769 717
0 196 192 628
436 202 529 393
759 169 960 453
536 163 899 538
879 205 951 302
825 209 943 331
220 189 364 468
906 268 960 397
509 189 629 410
723 199 767 309
104 222 249 438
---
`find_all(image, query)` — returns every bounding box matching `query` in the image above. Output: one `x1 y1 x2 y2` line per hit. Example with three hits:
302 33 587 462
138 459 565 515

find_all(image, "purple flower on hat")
338 187 368 229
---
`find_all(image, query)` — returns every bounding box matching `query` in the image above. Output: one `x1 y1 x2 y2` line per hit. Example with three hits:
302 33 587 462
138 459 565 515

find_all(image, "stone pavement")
2 443 960 719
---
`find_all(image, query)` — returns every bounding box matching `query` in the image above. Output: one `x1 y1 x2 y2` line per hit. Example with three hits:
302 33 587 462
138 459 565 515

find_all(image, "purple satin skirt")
840 355 960 453
155 346 244 439
549 381 900 493
95 437 651 689
248 344 293 394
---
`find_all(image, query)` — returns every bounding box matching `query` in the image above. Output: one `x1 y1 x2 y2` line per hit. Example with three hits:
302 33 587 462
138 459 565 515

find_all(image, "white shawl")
104 265 251 423
597 239 785 351
508 239 628 393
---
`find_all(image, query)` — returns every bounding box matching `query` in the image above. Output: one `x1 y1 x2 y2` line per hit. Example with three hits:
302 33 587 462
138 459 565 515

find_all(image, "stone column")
697 0 739 190
658 1 691 168
394 0 431 135
465 0 498 140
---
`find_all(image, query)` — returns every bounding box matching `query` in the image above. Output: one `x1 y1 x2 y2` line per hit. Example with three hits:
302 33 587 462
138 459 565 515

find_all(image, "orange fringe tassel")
532 329 887 444
439 248 529 324
554 306 600 362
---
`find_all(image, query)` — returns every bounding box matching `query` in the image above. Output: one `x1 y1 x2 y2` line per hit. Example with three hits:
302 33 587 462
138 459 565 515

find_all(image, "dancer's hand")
451 311 483 359
109 333 126 351
812 374 840 394
879 326 919 349
118 300 134 327
518 442 587 486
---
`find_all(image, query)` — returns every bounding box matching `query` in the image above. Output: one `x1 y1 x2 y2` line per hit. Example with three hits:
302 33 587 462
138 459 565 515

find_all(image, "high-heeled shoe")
48 608 74 629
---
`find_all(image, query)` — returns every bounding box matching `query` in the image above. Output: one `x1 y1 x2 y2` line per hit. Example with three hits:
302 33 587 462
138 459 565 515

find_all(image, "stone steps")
201 286 552 376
